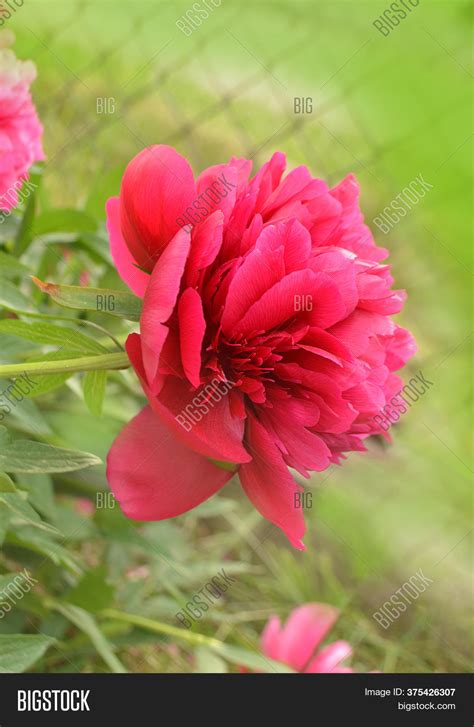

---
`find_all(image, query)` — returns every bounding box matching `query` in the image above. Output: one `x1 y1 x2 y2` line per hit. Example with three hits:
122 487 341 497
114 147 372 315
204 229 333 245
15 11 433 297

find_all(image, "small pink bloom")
0 31 44 211
106 146 416 549
261 603 355 673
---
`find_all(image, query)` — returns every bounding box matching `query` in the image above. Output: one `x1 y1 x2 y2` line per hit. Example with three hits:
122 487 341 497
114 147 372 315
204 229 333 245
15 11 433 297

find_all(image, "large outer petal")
120 145 197 270
106 405 233 520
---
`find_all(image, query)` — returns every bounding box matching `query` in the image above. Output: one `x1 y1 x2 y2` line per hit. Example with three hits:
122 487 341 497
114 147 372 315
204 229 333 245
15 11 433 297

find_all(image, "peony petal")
107 405 233 520
153 375 251 464
120 145 196 270
277 604 340 671
178 287 206 388
260 616 283 661
196 162 238 223
305 640 353 673
140 227 191 384
239 414 306 550
106 197 150 297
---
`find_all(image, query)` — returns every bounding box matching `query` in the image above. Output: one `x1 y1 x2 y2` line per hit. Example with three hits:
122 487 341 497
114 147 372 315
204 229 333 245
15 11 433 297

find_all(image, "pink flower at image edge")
260 603 355 672
0 30 44 211
106 144 416 549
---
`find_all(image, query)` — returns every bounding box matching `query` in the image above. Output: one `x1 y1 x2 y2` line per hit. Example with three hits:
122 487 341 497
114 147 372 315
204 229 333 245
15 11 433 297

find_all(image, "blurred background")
0 0 471 673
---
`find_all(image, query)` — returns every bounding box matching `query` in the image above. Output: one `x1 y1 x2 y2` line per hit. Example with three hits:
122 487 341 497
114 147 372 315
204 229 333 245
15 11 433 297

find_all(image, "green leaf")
66 565 114 613
33 209 97 236
0 214 20 243
0 472 17 492
0 439 101 473
0 491 60 535
6 528 81 574
0 572 32 595
49 602 127 673
0 634 55 673
0 320 107 355
195 647 228 673
82 370 107 416
0 426 9 446
15 472 56 520
209 643 294 673
0 278 34 313
0 252 29 279
32 278 142 322
0 377 53 436
0 507 10 547
12 177 38 257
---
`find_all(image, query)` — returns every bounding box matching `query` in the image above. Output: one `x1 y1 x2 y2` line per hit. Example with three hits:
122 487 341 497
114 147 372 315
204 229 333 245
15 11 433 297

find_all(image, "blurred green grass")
4 0 472 672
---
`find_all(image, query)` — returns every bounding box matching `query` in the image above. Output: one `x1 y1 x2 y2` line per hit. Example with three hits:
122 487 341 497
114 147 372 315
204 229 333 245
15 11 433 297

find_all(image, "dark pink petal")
263 402 331 475
106 197 149 297
239 414 306 550
251 151 286 211
107 406 232 520
235 270 317 337
120 145 196 270
196 163 238 223
178 288 206 388
221 226 286 335
153 376 251 464
141 227 191 384
186 210 224 287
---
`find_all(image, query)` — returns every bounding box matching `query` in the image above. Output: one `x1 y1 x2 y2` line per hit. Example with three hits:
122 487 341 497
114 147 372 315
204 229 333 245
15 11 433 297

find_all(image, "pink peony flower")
0 30 44 211
260 603 355 673
106 145 416 549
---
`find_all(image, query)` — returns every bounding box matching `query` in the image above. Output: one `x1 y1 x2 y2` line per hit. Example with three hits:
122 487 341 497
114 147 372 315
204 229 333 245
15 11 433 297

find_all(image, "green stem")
0 351 130 377
100 609 223 649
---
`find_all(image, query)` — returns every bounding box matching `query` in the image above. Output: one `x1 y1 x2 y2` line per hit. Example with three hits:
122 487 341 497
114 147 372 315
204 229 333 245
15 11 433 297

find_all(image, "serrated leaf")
32 278 142 322
0 439 101 473
83 370 107 416
0 634 55 673
0 320 107 354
